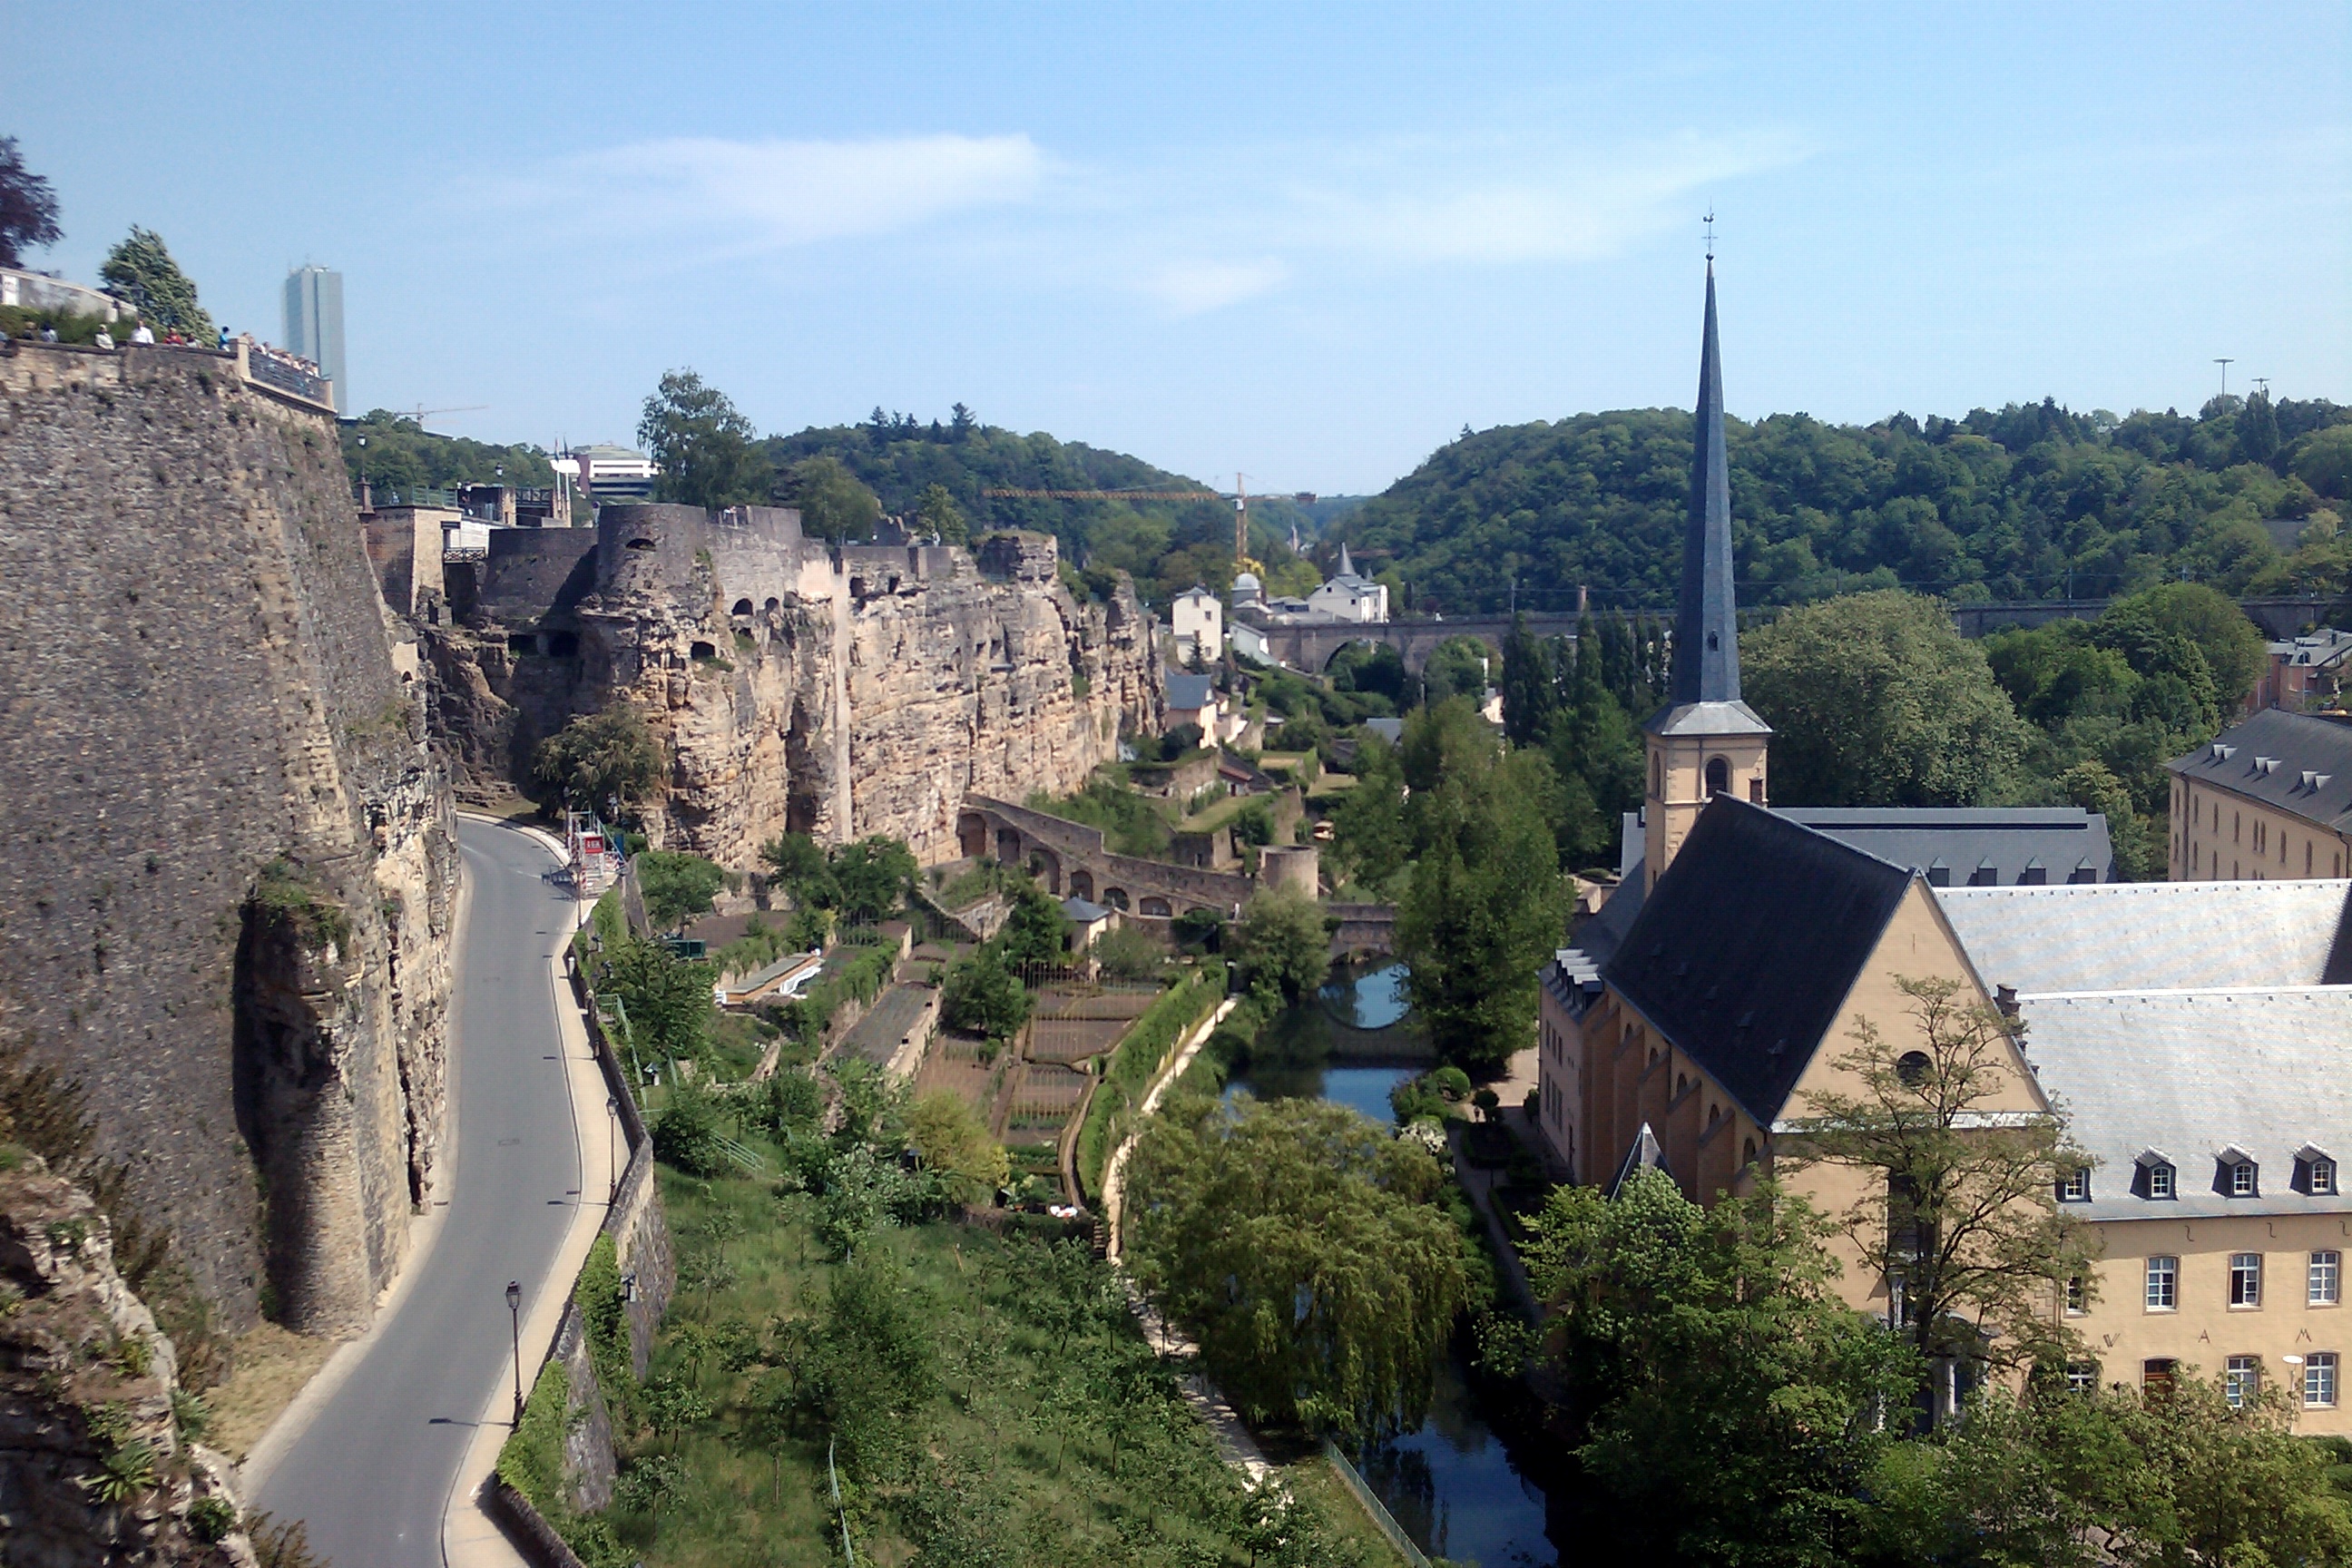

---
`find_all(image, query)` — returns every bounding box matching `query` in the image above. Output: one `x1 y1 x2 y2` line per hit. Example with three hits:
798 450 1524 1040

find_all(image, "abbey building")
1534 270 2351 1431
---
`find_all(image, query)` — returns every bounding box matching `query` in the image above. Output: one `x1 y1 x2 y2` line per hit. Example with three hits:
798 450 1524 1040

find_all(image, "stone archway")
1069 868 1094 902
1027 847 1063 896
957 811 988 858
1102 887 1131 912
1139 896 1172 917
995 827 1023 865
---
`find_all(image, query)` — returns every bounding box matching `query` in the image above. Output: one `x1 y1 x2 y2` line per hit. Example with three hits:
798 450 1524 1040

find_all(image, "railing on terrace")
243 346 331 406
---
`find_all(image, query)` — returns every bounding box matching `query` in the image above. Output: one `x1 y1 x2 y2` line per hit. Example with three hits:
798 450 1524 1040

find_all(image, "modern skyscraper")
282 266 346 413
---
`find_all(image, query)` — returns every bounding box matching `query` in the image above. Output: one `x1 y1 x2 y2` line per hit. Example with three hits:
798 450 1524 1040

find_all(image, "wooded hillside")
1335 394 2352 616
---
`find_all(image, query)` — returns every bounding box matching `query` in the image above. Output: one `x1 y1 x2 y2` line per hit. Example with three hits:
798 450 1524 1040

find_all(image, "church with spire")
1641 261 1772 889
1525 269 2351 1427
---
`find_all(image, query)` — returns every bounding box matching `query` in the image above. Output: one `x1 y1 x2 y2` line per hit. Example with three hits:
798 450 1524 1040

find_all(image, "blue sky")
7 3 2346 492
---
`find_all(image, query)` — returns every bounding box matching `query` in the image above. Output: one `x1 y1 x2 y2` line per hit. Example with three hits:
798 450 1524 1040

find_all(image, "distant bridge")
1248 595 2339 674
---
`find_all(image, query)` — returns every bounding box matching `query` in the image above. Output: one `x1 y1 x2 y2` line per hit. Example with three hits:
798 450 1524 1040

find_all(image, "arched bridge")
1252 612 1586 675
1253 594 2340 675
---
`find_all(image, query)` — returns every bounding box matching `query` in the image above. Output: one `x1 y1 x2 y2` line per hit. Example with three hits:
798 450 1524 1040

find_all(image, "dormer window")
2059 1167 2092 1202
2136 1150 2177 1200
2218 1146 2259 1198
2150 1163 2175 1199
2296 1145 2340 1196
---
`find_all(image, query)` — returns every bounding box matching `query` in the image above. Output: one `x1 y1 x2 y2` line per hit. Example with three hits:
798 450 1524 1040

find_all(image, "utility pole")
2215 358 2235 398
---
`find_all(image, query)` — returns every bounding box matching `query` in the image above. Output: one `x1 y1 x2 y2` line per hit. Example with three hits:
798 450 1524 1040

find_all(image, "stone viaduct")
1250 595 2338 675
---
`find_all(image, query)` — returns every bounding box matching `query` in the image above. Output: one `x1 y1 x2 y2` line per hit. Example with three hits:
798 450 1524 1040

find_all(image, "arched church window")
1705 757 1730 797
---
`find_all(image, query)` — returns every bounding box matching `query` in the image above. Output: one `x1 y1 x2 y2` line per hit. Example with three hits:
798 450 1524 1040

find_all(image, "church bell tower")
1643 261 1771 888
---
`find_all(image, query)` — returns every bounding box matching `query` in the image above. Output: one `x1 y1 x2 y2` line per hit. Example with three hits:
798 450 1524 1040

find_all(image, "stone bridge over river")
1251 594 2340 675
957 797 1395 954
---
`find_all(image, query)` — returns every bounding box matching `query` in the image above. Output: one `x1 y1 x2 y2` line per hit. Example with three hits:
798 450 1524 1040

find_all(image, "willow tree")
1122 1096 1467 1428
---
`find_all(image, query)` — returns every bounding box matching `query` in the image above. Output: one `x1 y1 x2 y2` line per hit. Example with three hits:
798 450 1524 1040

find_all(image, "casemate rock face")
421 505 1161 865
0 342 459 1338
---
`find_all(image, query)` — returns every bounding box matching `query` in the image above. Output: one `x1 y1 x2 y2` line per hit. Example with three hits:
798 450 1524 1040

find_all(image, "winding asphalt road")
251 818 584 1566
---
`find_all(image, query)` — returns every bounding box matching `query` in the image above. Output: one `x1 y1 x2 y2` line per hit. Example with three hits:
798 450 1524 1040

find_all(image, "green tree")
2094 582 2266 713
784 455 883 544
796 1251 939 1473
1331 732 1410 892
1525 1169 1921 1565
1545 622 1646 868
1785 975 2096 1384
599 937 715 1063
0 137 63 268
906 1091 1008 1207
1743 590 2033 807
1228 887 1329 1004
830 835 917 923
998 884 1069 966
639 368 771 510
1124 1096 1468 1428
915 482 969 544
1499 613 1557 745
760 830 841 910
1395 745 1567 1071
635 849 725 931
100 227 211 337
530 703 665 817
940 947 1030 1042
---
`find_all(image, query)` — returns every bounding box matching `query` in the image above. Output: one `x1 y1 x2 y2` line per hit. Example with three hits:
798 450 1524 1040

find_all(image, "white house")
1304 544 1388 623
1171 584 1223 665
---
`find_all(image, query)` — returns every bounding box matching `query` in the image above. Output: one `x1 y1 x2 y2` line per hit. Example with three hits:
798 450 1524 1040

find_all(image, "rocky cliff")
0 341 458 1341
0 1157 255 1563
420 505 1160 865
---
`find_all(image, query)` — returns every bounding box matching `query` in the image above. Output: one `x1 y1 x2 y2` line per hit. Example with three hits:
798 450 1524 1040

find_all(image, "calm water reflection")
1220 963 1562 1566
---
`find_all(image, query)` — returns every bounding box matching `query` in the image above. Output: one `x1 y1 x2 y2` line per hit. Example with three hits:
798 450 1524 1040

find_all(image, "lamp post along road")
506 1280 524 1426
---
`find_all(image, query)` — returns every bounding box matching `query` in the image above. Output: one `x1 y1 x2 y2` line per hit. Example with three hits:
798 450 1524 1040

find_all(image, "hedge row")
1074 959 1228 1203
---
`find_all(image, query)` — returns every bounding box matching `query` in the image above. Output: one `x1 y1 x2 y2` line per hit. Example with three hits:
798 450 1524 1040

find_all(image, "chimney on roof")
1995 985 2019 1018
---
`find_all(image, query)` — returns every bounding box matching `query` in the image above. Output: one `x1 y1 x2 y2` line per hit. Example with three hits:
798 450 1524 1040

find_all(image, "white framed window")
2316 1157 2339 1195
2225 1356 2260 1408
2064 1360 2099 1395
2307 1352 2339 1409
2065 1275 2086 1315
2230 1252 2262 1308
2148 1162 2176 1200
2146 1255 2178 1311
2228 1160 2258 1197
2060 1167 2091 1201
2314 1250 2343 1307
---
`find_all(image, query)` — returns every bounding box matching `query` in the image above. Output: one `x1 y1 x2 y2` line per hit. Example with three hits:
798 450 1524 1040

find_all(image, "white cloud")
1276 129 1817 266
1141 257 1289 314
561 132 1045 251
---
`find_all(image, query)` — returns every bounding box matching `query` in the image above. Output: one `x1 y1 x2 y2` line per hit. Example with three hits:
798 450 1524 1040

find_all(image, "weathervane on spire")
1703 209 1716 262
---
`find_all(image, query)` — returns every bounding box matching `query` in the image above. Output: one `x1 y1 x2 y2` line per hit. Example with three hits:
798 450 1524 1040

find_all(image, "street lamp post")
606 1095 620 1205
505 1279 524 1426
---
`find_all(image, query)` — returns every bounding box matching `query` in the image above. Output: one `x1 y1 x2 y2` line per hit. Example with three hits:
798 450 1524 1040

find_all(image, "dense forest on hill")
338 408 558 495
761 407 1339 606
1335 393 2352 617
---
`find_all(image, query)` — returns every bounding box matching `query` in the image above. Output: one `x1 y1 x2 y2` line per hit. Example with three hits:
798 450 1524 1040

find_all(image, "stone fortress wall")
419 503 1163 866
0 339 459 1336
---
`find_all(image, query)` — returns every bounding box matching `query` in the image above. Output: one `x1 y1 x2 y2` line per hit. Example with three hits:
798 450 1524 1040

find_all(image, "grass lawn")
592 1145 1407 1567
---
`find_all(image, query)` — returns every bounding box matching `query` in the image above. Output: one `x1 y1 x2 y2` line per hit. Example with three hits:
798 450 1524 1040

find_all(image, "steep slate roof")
1937 880 2352 995
1602 797 1914 1122
1779 806 2116 886
2169 708 2352 831
1671 263 1741 708
2004 989 2352 1221
1164 673 1216 711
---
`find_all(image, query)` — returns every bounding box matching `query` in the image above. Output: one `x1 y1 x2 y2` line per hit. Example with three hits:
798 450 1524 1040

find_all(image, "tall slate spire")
1671 263 1740 705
